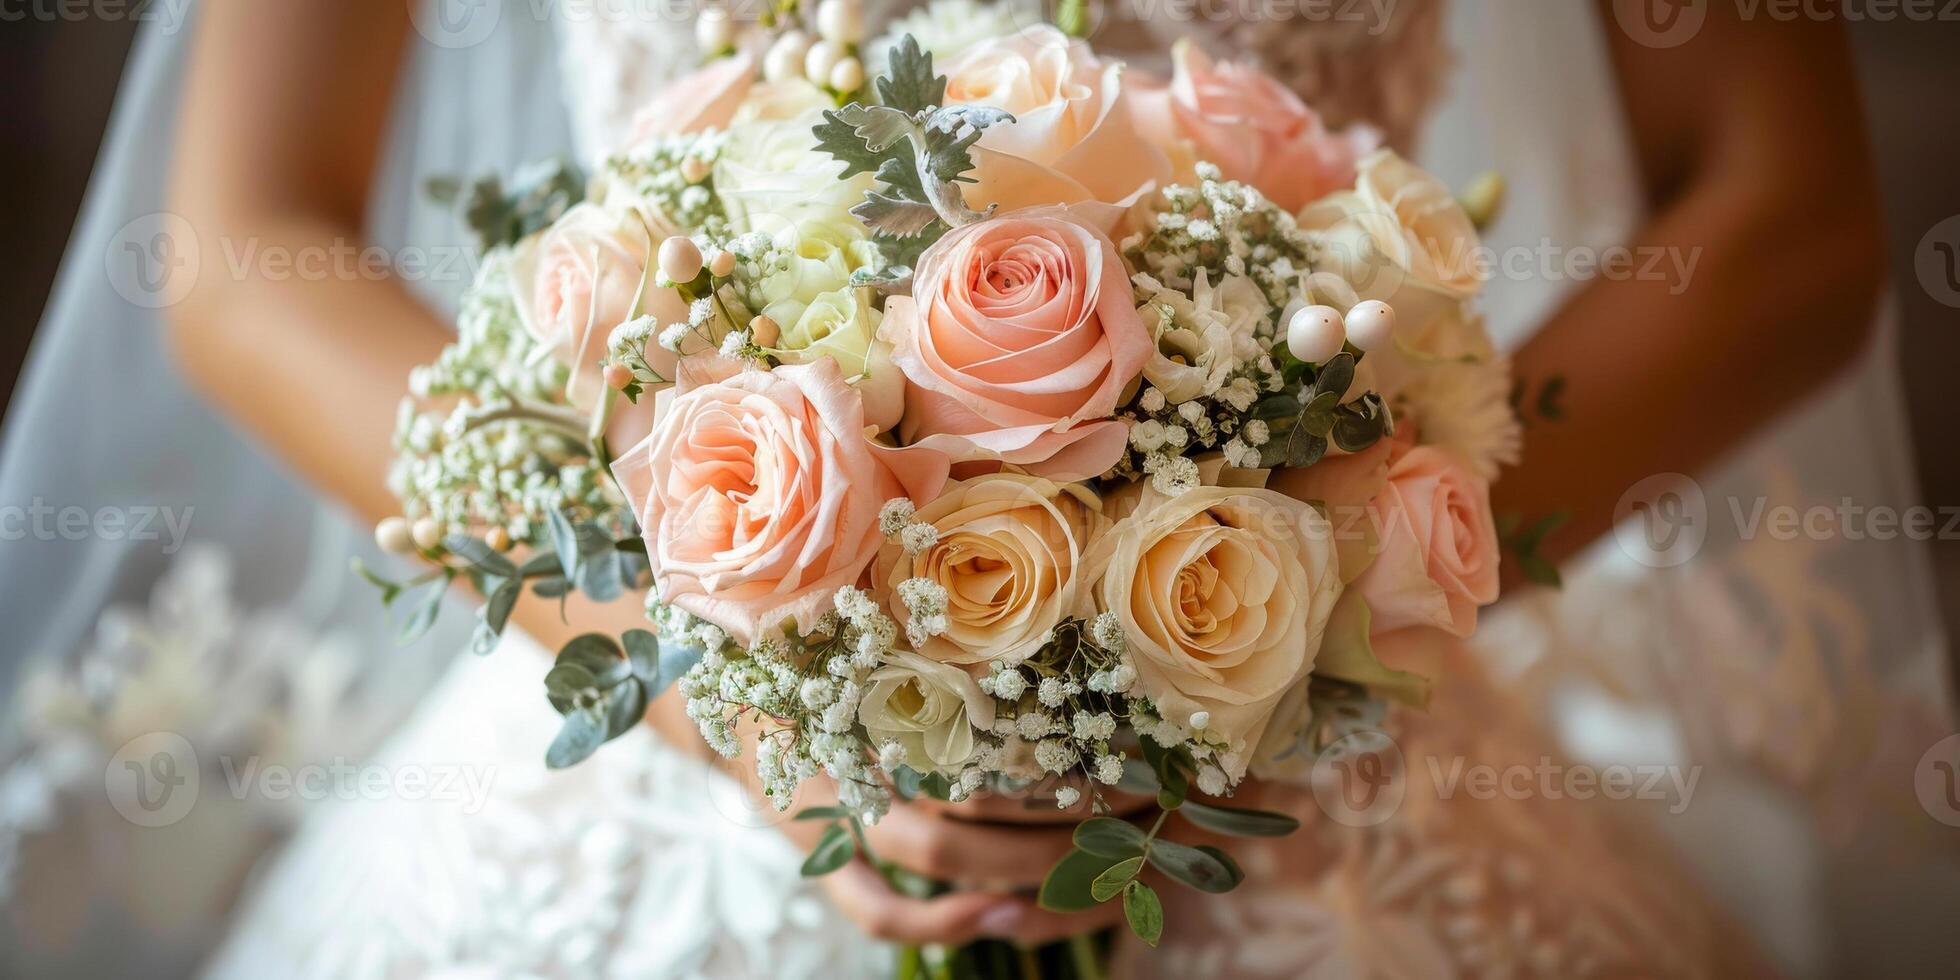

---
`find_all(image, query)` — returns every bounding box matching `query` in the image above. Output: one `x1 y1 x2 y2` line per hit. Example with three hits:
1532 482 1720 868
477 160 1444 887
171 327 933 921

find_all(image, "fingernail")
976 902 1024 937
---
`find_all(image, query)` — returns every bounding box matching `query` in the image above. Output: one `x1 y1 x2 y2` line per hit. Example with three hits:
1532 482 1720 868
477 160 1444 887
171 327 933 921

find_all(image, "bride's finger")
817 861 1012 946
974 893 1128 946
866 806 1081 886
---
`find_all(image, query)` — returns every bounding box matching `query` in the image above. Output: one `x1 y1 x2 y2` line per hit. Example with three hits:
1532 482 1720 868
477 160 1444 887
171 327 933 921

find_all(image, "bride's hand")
775 780 1243 947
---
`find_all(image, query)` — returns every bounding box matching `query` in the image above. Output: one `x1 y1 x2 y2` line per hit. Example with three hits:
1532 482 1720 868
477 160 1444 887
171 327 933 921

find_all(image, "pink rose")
1130 39 1379 211
1349 441 1500 637
612 358 949 645
627 49 757 145
941 26 1170 210
509 203 685 410
882 205 1151 481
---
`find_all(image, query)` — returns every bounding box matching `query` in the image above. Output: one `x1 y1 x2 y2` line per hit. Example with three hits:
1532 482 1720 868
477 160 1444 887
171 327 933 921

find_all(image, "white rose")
1298 150 1483 334
1136 271 1261 404
1082 484 1343 778
714 107 874 232
858 650 996 775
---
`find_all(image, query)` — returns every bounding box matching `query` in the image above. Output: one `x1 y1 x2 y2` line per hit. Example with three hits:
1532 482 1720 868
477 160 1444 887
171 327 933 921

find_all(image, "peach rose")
611 358 949 645
1083 485 1343 777
1298 150 1483 333
874 474 1105 666
883 205 1149 481
1349 441 1499 637
1130 39 1379 212
627 49 758 145
509 202 685 410
941 26 1171 210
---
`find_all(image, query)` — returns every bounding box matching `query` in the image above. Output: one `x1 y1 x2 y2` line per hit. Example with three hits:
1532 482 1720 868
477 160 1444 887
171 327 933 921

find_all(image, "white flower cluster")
1112 165 1306 489
389 251 613 540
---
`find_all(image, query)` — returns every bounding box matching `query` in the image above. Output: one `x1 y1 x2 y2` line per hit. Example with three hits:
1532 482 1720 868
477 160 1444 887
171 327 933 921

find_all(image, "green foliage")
1499 509 1569 587
1123 881 1164 946
427 158 584 254
1178 800 1300 838
801 822 857 877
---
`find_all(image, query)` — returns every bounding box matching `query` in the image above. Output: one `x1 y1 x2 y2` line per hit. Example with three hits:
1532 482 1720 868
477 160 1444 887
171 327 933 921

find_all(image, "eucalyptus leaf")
1037 848 1123 913
1178 800 1301 838
801 823 856 877
544 708 607 769
399 575 450 643
545 507 581 580
604 678 648 739
1312 352 1356 400
1146 839 1242 893
794 806 852 822
1123 880 1164 946
1116 758 1161 796
518 550 561 577
443 534 517 578
1090 856 1144 902
1285 428 1328 468
555 634 633 690
352 559 403 606
1073 817 1147 859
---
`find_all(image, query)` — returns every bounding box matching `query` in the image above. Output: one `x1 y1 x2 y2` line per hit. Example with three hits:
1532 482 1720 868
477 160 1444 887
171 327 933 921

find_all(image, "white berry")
1344 300 1397 352
694 8 735 52
1287 304 1346 363
374 516 414 554
658 236 703 284
763 31 811 83
804 41 843 86
815 0 864 44
828 56 864 94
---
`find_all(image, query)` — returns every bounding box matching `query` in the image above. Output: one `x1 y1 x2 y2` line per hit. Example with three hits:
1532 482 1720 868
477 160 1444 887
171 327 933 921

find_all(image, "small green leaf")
1090 856 1144 902
1298 390 1340 438
399 574 451 643
1178 800 1301 838
555 633 632 687
875 35 947 114
351 558 403 606
604 678 648 739
1285 428 1328 469
1116 759 1160 796
1123 881 1164 946
1146 839 1242 893
794 806 852 822
1519 554 1562 587
545 508 581 580
518 550 561 578
1311 352 1356 400
443 534 517 578
544 708 607 769
1073 817 1147 859
801 823 857 877
1038 848 1123 913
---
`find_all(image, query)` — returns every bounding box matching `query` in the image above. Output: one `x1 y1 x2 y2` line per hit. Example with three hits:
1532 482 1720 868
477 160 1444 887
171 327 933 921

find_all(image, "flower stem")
1066 934 1105 980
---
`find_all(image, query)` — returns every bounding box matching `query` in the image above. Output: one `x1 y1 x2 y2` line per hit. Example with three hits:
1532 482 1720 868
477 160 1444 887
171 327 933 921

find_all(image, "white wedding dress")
4 1 1951 977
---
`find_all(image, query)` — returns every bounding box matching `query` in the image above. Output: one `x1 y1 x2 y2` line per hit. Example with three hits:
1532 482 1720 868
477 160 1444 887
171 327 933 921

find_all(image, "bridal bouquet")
365 0 1523 971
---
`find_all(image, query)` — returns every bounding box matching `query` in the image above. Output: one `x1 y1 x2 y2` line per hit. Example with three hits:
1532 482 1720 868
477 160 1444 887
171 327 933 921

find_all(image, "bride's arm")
165 2 611 655
167 2 440 524
1496 7 1884 564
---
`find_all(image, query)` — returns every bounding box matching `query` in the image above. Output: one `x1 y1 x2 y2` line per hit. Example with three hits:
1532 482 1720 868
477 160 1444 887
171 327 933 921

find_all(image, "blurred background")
1 4 1957 978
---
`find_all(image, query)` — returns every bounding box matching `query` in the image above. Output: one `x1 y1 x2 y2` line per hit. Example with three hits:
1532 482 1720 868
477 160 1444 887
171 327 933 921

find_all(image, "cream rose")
715 107 874 232
941 26 1171 211
1349 441 1500 637
508 202 684 409
746 217 903 430
1135 271 1269 404
1131 39 1379 211
882 205 1151 481
1299 150 1483 332
1084 485 1343 776
858 650 996 775
874 474 1104 666
611 358 948 645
